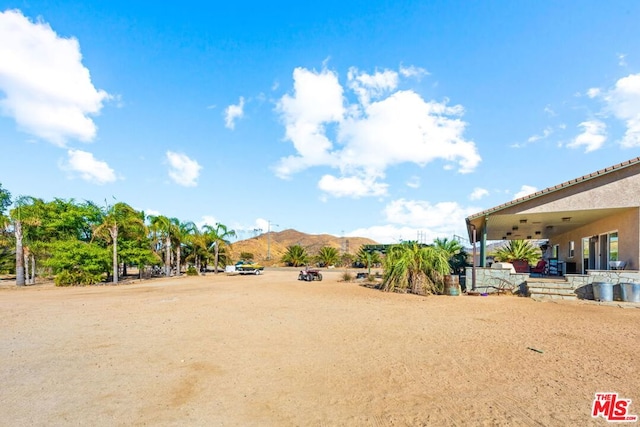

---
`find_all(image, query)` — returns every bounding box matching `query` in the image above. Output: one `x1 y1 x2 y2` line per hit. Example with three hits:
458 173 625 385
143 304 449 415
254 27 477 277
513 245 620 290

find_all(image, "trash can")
620 283 640 303
592 282 614 302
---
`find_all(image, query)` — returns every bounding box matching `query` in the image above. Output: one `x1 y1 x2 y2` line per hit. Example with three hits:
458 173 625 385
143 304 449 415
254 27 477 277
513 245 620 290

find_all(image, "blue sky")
2 1 640 244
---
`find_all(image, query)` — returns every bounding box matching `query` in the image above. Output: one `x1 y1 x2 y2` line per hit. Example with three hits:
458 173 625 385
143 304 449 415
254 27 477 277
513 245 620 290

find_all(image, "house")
466 156 640 275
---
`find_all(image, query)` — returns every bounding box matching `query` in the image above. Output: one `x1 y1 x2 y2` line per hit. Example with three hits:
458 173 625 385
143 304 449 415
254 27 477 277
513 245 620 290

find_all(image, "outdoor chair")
530 260 547 277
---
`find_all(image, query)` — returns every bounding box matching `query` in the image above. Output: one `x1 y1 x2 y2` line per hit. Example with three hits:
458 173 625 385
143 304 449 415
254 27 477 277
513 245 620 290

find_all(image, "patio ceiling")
467 207 632 242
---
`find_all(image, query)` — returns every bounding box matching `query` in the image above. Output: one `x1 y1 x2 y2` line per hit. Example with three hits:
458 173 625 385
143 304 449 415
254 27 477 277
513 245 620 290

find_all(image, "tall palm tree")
93 202 145 284
10 196 43 286
175 220 198 275
382 242 450 295
149 215 178 277
202 223 236 273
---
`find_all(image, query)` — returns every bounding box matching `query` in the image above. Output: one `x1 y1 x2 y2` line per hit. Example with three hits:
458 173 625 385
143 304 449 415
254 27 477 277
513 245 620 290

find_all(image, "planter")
592 282 614 302
443 275 460 296
620 283 640 303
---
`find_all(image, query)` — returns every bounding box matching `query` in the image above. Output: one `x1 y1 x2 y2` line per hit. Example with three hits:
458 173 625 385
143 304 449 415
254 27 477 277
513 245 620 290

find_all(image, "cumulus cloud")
567 120 607 152
224 96 245 129
275 66 480 198
318 173 388 198
469 187 489 200
513 185 537 200
347 198 479 243
62 149 116 184
166 151 202 187
347 67 398 105
601 74 640 147
0 10 111 145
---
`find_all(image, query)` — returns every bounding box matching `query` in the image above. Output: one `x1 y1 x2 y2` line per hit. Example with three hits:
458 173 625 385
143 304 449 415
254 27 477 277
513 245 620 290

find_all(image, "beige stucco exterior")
466 157 640 273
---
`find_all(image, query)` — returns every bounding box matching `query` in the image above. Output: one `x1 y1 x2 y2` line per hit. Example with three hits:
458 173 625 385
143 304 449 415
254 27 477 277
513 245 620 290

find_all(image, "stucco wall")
553 208 640 272
499 166 640 214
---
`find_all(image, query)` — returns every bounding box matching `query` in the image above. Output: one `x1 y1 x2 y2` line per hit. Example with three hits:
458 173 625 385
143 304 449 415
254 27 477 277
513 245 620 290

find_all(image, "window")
568 241 575 258
609 232 618 261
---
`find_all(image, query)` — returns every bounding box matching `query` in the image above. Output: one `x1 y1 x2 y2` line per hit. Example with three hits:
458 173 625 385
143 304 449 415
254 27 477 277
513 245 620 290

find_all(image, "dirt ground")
1 269 638 426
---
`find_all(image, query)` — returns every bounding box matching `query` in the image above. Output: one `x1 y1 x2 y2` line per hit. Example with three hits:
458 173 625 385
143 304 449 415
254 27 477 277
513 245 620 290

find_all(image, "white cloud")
527 126 553 143
543 105 556 116
406 176 421 189
275 66 481 198
348 198 479 244
513 185 537 200
0 10 111 146
618 53 627 67
347 67 399 105
567 120 607 152
62 149 116 184
166 151 202 187
587 88 601 98
318 173 388 198
224 96 245 129
197 215 218 229
602 73 640 147
469 187 489 200
399 65 429 79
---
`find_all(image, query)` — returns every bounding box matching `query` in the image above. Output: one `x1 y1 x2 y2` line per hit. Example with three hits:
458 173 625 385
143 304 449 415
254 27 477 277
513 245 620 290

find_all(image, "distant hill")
229 229 378 266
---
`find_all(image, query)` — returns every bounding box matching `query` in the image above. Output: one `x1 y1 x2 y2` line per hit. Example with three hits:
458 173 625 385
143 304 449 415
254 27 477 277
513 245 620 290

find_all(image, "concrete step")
525 280 578 300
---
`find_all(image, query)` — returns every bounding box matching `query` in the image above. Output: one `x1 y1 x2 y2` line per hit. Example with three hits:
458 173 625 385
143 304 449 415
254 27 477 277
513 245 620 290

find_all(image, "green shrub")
341 271 354 282
186 266 198 276
54 270 102 286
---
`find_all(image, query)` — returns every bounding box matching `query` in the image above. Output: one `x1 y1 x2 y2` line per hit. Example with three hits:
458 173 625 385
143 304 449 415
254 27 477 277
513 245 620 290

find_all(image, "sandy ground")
1 269 638 426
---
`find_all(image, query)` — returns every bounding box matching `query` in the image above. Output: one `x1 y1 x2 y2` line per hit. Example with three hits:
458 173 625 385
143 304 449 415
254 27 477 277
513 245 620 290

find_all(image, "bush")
341 271 354 282
186 266 198 276
54 270 102 286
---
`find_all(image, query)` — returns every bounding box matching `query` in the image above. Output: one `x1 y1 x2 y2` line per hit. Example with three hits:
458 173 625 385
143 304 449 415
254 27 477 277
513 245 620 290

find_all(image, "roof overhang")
466 207 632 242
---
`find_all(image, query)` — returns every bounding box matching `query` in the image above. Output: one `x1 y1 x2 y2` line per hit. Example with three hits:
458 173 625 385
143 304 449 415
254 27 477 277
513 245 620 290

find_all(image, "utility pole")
266 220 279 261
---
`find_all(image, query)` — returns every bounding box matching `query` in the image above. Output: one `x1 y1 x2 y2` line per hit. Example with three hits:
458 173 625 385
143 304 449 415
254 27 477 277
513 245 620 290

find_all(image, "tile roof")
467 156 640 221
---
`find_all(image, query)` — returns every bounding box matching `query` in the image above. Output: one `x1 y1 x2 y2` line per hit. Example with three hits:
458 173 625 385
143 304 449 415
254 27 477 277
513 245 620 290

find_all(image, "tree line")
0 183 235 286
0 182 470 294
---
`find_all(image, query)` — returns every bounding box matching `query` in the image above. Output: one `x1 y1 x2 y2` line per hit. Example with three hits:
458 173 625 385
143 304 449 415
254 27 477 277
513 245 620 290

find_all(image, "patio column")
480 219 488 267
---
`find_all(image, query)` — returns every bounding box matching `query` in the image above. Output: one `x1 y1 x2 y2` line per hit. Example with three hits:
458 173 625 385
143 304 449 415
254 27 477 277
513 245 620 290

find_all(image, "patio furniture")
609 261 626 270
530 260 547 277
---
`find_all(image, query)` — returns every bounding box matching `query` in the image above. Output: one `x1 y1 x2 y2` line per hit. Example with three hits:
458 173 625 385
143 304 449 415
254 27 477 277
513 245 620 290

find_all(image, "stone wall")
465 267 640 299
464 267 528 294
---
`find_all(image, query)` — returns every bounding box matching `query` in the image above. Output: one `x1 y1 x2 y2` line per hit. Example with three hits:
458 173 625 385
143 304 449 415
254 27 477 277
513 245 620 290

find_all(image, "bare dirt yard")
1 269 638 426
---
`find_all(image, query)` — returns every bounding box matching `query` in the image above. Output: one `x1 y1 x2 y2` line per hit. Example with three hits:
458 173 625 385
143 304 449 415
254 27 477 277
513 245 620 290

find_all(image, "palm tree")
281 245 309 267
356 246 382 274
175 220 198 275
149 215 178 277
382 242 450 295
433 237 468 275
10 196 43 286
93 202 145 284
493 240 540 264
316 246 339 267
202 223 236 273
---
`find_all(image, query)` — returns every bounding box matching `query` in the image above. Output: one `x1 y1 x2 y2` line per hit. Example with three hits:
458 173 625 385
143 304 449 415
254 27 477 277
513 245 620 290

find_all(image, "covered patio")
464 157 640 302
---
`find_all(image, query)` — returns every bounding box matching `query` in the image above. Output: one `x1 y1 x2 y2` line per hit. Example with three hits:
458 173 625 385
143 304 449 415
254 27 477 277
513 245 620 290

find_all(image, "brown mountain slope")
229 229 378 265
